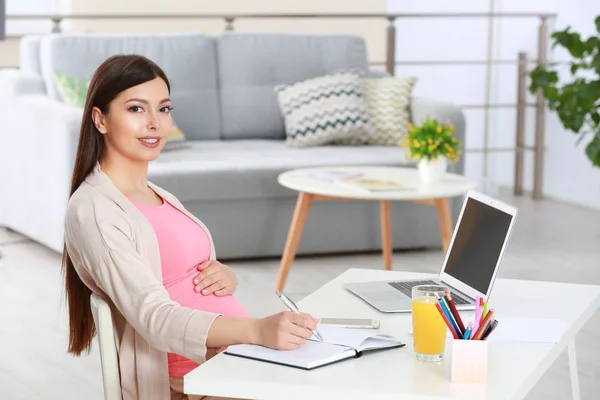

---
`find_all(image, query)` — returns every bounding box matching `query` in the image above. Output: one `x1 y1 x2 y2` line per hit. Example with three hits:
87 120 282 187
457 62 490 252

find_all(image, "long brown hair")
62 54 170 356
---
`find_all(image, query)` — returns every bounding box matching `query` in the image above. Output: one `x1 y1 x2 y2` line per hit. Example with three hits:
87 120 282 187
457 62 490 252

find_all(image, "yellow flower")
437 125 442 133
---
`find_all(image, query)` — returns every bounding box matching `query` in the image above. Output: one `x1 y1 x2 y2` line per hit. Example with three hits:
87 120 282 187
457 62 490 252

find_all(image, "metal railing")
4 12 557 199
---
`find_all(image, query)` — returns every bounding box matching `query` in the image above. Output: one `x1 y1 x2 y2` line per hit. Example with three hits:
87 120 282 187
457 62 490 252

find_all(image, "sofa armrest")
0 95 82 251
0 69 46 107
10 94 83 187
410 97 467 174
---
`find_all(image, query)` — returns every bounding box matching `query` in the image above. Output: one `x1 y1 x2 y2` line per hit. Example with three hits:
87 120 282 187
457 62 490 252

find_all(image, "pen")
482 301 488 320
463 322 472 340
470 297 483 339
276 290 324 341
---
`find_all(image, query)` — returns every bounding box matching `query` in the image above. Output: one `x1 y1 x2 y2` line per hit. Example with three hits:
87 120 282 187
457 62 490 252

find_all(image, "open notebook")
224 325 405 370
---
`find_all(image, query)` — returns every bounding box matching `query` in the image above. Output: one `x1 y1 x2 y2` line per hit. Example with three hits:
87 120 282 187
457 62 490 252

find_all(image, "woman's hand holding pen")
255 311 319 350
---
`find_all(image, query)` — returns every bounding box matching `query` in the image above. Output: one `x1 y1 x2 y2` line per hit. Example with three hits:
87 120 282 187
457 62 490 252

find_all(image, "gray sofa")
0 32 466 259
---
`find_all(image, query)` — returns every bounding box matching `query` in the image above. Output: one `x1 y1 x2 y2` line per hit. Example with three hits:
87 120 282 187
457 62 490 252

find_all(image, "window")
6 0 63 36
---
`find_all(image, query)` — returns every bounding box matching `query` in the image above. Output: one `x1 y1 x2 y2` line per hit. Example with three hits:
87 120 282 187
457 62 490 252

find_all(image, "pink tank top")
130 195 248 377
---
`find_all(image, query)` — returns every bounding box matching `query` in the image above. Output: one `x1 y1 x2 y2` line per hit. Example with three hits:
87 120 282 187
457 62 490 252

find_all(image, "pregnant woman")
62 54 318 400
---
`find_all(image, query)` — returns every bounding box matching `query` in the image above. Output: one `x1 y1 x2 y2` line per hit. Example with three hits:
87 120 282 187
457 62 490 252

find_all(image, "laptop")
343 189 518 313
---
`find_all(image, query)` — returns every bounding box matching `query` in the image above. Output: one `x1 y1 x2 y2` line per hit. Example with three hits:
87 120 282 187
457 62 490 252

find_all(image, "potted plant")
401 116 462 183
529 15 600 167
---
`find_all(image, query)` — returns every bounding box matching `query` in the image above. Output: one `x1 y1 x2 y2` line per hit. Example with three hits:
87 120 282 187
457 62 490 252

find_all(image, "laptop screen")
443 197 514 294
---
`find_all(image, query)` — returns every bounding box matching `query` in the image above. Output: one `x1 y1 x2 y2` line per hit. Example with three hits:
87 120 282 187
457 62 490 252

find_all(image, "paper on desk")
409 318 566 343
486 318 566 343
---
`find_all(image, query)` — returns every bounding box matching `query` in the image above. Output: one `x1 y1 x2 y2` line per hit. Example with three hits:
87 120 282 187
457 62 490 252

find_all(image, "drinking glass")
412 284 448 361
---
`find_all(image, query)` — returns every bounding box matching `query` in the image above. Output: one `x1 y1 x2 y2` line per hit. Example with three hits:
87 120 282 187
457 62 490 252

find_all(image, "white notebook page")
226 340 353 369
313 325 399 350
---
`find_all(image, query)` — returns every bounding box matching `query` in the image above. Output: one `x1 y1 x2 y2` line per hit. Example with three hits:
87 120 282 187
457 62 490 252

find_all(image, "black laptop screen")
443 197 513 294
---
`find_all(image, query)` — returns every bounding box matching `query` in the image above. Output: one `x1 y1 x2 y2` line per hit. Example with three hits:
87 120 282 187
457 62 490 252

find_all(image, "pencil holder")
450 339 488 383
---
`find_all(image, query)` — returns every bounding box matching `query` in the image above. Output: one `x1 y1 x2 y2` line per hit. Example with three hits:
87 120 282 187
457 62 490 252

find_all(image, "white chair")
90 293 122 400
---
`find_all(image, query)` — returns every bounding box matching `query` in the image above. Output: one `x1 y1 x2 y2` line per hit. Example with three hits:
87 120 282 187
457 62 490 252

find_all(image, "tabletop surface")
185 268 600 400
277 166 477 200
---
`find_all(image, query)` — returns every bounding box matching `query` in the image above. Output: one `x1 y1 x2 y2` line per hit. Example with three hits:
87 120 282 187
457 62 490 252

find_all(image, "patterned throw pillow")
275 71 373 147
54 69 90 108
341 76 418 146
162 123 191 151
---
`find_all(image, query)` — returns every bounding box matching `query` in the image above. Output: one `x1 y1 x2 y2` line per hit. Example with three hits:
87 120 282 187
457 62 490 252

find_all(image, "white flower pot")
418 156 448 183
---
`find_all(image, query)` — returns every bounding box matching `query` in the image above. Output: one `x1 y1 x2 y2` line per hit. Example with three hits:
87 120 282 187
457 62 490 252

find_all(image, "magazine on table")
297 169 410 192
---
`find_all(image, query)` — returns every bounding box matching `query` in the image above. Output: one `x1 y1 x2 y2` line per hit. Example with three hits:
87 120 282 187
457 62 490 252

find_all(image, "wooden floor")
0 189 599 399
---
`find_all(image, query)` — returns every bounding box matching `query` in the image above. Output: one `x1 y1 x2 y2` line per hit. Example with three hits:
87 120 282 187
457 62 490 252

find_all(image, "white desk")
185 268 600 400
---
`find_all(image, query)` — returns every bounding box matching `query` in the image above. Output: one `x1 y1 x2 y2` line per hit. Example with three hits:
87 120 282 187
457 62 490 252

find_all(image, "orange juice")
412 297 447 357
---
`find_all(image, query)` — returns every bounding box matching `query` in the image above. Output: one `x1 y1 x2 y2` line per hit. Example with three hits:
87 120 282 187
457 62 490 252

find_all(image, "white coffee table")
184 268 600 400
274 166 477 291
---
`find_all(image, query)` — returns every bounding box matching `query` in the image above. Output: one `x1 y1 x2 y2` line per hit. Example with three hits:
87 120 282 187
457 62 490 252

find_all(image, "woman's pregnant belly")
165 267 249 376
166 268 249 317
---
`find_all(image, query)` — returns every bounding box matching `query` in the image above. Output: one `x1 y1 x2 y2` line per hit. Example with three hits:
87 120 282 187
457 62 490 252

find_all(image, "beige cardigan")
64 162 222 399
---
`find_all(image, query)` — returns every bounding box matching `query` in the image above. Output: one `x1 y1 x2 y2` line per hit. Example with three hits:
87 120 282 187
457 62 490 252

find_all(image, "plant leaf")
584 36 600 53
553 29 586 58
570 63 581 75
596 15 600 34
585 135 600 167
528 67 559 95
592 111 600 127
592 53 600 75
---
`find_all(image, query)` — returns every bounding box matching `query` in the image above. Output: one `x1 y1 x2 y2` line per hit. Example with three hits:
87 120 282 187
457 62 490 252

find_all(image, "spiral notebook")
224 325 405 370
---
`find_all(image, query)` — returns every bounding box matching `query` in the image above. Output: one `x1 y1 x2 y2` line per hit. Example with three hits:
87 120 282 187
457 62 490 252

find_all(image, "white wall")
68 0 388 66
1 0 387 70
387 0 600 209
0 0 70 67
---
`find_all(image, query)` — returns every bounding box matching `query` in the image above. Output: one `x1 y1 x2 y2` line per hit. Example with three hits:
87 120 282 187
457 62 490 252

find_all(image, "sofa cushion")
39 33 221 140
341 76 418 146
147 139 412 202
275 71 373 147
215 33 369 141
53 69 89 108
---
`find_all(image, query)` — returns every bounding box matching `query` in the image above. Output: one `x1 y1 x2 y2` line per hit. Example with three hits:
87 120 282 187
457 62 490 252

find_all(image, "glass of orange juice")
412 285 448 362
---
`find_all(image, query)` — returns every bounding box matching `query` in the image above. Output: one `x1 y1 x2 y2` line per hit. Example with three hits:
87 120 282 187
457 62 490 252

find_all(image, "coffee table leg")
275 192 313 292
568 341 581 400
380 200 392 270
434 198 453 253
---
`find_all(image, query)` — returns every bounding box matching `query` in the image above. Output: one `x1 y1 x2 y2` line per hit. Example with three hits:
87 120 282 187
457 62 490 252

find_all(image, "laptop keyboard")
388 280 471 305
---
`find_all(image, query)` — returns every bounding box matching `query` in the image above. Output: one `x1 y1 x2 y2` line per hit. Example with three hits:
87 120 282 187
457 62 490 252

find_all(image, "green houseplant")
402 116 462 183
529 16 600 167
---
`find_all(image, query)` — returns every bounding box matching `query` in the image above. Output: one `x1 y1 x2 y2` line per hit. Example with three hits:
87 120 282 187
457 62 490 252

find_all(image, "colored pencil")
437 294 462 337
445 290 466 333
481 320 499 340
472 309 496 340
435 302 460 339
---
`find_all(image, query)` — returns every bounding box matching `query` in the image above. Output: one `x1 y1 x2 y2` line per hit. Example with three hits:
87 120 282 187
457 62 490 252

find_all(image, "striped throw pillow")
342 76 418 146
275 71 373 147
162 123 191 152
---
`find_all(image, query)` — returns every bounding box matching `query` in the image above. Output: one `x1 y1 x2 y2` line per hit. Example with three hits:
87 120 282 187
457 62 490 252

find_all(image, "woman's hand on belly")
192 260 238 296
